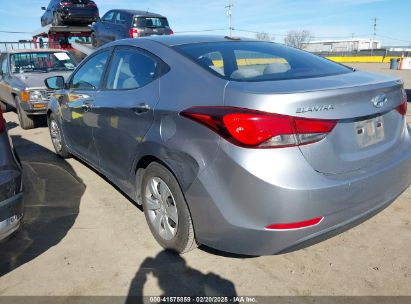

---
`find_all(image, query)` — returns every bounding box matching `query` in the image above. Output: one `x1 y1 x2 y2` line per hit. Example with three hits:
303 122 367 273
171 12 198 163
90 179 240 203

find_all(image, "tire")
52 13 61 26
15 97 35 130
48 113 71 159
142 162 197 253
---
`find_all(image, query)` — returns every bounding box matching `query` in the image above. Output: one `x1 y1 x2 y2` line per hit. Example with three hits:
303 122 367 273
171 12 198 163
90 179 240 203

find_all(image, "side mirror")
41 7 46 10
45 76 65 90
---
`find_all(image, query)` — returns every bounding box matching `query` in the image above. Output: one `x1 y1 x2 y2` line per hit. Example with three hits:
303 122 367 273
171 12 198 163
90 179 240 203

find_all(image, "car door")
0 54 13 106
92 46 166 184
112 11 130 40
60 49 111 166
98 11 116 44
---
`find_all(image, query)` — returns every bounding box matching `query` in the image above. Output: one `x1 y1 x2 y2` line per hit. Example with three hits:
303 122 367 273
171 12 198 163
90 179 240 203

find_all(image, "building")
302 38 381 53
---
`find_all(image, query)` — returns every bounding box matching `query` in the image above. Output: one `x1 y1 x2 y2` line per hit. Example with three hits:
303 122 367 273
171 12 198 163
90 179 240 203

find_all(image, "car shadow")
126 250 237 303
0 135 86 277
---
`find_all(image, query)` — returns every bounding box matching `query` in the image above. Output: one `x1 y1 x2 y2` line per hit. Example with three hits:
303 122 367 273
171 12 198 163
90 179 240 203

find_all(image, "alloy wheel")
145 177 179 241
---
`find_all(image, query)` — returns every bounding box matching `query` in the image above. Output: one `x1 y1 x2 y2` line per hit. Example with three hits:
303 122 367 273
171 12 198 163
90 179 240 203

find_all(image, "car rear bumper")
186 128 411 256
0 193 23 241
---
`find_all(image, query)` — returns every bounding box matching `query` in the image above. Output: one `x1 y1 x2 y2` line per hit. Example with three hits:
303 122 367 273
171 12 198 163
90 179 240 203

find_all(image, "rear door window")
115 11 128 26
175 41 352 82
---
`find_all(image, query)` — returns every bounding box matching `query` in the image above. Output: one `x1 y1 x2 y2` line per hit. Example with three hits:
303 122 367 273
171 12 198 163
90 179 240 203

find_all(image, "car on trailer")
41 0 99 27
0 49 77 129
91 9 173 47
0 108 23 241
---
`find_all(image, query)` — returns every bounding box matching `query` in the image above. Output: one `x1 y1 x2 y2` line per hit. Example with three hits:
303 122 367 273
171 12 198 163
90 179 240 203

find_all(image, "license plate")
77 4 85 7
355 116 385 148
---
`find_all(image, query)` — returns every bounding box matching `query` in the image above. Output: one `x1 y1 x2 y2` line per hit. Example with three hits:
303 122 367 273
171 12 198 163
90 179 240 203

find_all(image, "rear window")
63 0 91 3
134 17 169 28
174 41 353 82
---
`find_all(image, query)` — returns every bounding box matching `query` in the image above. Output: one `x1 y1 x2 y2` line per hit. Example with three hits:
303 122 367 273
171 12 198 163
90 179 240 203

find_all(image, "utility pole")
225 0 233 36
371 17 377 55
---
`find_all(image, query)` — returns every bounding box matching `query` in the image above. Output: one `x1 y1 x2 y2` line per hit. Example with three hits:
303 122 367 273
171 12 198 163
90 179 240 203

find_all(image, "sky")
0 0 410 46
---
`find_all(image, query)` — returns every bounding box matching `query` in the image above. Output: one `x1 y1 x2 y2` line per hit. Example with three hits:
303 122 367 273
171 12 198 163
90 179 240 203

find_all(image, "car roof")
112 9 165 18
139 35 258 47
5 49 69 54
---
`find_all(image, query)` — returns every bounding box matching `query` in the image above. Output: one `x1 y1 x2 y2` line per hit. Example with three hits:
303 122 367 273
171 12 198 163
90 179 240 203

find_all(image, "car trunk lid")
224 71 407 174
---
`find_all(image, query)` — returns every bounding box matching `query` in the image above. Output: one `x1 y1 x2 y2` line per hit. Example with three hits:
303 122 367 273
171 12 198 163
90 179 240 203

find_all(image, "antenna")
225 0 233 36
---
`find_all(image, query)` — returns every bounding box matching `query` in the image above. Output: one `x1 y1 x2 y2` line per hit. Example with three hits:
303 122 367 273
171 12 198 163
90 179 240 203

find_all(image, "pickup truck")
0 49 77 129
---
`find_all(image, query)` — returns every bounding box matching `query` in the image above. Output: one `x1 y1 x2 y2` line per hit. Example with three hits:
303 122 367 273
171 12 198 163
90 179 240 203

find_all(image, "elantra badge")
371 94 388 108
296 105 334 114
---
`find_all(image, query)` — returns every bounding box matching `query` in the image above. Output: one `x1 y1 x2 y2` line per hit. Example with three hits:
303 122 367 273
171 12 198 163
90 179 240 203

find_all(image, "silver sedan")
45 35 411 255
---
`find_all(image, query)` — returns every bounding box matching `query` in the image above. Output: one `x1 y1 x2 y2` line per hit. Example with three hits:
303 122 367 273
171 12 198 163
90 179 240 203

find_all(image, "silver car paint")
49 36 411 255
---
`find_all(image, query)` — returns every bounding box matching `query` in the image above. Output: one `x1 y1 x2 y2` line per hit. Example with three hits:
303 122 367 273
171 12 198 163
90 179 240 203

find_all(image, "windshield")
174 41 353 82
134 17 169 28
10 52 77 73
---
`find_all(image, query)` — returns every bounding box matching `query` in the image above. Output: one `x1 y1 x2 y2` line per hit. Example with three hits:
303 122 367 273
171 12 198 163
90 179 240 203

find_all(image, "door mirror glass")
45 76 65 90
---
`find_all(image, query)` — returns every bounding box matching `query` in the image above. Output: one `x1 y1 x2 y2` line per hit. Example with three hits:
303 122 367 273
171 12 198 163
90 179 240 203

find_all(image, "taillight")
129 28 139 38
396 90 408 116
87 1 97 7
0 109 5 134
60 2 73 7
169 29 174 35
181 107 337 148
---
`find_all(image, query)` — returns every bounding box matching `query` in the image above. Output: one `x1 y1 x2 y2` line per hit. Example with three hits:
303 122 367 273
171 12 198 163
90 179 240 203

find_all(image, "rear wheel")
15 97 36 130
48 113 71 159
142 162 197 253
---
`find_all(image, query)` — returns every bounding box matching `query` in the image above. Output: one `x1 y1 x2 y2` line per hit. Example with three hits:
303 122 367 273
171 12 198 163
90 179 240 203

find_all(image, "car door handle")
133 103 150 115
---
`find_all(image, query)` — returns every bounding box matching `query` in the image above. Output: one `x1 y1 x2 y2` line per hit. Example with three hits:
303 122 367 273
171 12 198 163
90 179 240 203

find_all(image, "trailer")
31 24 94 60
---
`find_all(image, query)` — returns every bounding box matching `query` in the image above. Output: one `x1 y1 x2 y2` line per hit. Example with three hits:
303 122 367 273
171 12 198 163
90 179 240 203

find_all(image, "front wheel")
142 162 198 253
48 114 71 159
15 97 35 130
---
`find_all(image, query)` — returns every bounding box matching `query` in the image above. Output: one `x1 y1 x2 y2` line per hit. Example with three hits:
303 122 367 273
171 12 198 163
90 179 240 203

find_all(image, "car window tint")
102 11 115 22
233 50 290 78
106 48 157 90
175 42 352 82
71 50 110 90
134 17 169 28
197 51 224 76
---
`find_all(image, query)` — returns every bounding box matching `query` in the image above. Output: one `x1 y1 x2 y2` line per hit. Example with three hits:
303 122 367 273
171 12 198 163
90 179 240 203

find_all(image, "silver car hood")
13 71 72 89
